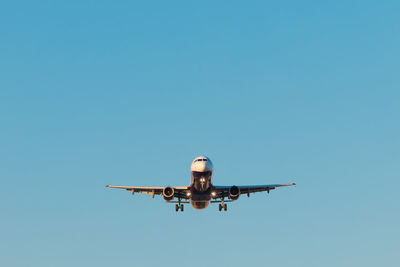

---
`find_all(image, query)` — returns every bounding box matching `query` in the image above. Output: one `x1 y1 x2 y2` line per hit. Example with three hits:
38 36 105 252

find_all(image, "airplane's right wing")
105 185 190 199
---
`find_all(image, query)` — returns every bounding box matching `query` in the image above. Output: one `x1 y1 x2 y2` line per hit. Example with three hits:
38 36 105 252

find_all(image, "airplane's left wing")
212 183 296 199
105 185 190 199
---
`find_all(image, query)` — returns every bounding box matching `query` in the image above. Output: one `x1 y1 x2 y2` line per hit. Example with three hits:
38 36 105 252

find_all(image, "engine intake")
229 186 240 200
163 187 175 201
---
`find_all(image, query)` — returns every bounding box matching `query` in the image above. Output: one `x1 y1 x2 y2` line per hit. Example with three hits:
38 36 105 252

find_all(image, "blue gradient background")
1 1 399 266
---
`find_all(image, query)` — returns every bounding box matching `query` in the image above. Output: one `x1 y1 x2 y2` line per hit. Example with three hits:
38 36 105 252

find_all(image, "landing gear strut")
175 204 184 212
218 203 227 211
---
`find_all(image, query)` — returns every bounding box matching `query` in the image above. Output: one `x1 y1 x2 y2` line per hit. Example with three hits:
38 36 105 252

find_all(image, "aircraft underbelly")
190 191 211 209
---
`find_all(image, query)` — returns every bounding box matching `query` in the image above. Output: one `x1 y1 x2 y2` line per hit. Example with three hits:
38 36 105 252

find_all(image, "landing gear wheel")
180 204 184 212
223 204 227 211
218 204 222 211
175 204 179 212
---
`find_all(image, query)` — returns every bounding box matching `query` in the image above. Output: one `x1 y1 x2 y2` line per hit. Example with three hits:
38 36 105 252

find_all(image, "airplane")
106 156 296 212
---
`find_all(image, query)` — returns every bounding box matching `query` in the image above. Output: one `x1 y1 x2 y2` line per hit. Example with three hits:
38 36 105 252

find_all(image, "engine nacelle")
229 186 240 200
163 187 175 201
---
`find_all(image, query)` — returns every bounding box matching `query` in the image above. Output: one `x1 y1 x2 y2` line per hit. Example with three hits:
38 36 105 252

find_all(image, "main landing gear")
175 204 184 212
218 203 227 212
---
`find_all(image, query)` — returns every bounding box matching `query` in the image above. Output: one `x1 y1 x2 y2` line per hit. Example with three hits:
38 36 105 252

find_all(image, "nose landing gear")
175 204 184 212
218 203 227 211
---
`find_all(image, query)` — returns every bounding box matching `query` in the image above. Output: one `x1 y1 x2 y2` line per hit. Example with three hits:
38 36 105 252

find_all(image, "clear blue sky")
1 1 399 266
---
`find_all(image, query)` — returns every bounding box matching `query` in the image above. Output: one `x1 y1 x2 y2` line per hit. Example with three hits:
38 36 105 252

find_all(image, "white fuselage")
190 156 214 209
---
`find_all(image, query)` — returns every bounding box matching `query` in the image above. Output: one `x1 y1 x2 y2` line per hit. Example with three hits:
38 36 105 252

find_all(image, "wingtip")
293 183 296 185
105 185 110 188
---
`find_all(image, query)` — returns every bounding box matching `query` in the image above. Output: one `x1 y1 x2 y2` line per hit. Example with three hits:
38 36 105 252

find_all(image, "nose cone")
191 156 213 172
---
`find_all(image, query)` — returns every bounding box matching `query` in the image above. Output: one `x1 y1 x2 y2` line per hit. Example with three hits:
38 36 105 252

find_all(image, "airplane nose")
191 161 213 172
197 162 207 172
191 157 213 172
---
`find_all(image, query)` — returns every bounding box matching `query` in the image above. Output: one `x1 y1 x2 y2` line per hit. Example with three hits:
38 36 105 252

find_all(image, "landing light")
211 192 216 197
186 192 191 196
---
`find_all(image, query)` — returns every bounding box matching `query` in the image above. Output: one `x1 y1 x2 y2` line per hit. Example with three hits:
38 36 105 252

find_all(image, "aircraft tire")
224 204 227 211
180 204 184 212
175 204 179 212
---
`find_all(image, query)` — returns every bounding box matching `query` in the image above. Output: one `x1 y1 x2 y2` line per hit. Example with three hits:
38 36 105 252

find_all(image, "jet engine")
163 187 175 201
229 186 240 200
